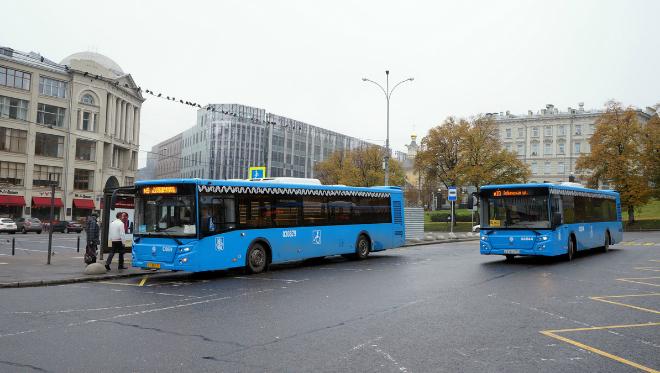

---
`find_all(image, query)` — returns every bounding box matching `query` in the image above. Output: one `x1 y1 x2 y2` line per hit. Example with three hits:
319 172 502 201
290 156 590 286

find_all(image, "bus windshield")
135 193 197 237
483 192 550 229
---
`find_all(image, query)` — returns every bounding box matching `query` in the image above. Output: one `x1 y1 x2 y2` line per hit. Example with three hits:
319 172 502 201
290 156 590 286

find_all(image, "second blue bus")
478 183 622 260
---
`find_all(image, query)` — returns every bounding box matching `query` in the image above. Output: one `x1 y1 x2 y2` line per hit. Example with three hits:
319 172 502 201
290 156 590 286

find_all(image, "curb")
404 237 479 247
0 270 166 289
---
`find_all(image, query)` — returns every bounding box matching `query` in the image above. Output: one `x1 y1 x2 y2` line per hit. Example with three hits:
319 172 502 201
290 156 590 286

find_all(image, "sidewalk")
0 232 479 288
0 249 157 288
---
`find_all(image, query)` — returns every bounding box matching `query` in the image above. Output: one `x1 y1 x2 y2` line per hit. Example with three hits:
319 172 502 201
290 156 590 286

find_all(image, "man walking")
84 213 100 264
106 212 127 271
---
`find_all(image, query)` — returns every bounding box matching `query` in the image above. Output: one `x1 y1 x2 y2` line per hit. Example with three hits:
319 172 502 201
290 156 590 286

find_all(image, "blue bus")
124 178 405 273
478 183 622 261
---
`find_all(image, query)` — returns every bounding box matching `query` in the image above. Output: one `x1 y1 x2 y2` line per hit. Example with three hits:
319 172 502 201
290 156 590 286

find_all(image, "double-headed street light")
362 71 413 186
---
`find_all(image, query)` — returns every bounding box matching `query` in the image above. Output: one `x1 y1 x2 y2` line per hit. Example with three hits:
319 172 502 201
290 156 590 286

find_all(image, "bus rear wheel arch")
341 233 371 260
566 234 577 261
246 240 271 274
601 230 611 253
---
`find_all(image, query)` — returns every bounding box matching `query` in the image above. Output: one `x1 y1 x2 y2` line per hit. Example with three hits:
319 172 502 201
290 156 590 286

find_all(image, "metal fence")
404 207 424 241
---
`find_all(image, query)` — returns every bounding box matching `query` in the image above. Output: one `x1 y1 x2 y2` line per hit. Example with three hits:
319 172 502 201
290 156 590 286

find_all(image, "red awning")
73 199 95 209
0 195 26 206
32 197 64 208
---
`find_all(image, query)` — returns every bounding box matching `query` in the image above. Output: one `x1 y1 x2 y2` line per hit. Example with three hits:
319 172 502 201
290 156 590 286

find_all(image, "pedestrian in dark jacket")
85 213 100 264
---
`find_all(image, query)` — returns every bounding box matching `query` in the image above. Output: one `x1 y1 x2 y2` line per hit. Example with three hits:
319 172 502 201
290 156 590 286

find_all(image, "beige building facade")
494 103 654 186
0 46 143 222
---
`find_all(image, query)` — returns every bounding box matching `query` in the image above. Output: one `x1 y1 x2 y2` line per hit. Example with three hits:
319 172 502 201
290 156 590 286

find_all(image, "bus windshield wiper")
155 227 183 245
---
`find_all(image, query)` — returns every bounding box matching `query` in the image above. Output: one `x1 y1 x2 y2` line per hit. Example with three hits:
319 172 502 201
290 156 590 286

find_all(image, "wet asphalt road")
0 232 659 372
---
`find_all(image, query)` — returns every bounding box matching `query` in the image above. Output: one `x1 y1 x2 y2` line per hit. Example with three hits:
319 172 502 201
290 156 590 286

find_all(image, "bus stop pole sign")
248 166 266 180
447 187 457 201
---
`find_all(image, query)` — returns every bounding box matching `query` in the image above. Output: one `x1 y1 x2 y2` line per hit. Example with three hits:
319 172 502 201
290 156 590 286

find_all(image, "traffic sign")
447 187 457 201
248 166 266 180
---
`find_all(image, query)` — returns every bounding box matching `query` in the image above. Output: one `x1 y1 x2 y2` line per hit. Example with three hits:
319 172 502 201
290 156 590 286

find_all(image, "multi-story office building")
180 103 372 180
494 103 653 185
0 46 143 220
151 133 181 179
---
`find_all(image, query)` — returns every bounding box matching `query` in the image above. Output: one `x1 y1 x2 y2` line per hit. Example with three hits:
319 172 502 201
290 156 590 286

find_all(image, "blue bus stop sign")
448 187 457 201
249 166 266 180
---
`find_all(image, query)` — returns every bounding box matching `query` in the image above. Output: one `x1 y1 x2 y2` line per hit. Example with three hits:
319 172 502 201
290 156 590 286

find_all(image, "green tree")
314 145 405 187
576 100 653 223
414 117 466 190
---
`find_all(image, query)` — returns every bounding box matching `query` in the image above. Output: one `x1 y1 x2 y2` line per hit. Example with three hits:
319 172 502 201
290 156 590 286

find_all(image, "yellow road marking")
543 322 660 334
617 277 660 287
540 324 660 373
139 276 148 287
649 260 660 263
590 295 660 315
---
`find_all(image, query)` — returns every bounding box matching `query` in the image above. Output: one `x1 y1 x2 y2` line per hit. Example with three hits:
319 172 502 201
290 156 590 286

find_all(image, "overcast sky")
4 0 659 166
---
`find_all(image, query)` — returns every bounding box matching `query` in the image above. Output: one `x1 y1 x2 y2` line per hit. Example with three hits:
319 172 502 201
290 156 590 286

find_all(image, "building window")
37 103 66 127
32 165 62 187
124 176 134 186
34 133 64 158
73 169 94 190
0 66 31 90
39 77 67 98
516 143 524 155
80 112 96 132
558 125 565 136
81 94 94 105
532 127 539 137
0 127 27 153
544 161 551 174
517 127 524 138
505 144 511 152
558 142 565 154
531 161 538 174
0 95 29 120
544 126 552 136
574 142 581 154
531 142 539 156
0 161 25 186
112 147 121 168
558 162 565 174
75 139 96 161
544 142 552 155
506 128 512 138
575 125 582 135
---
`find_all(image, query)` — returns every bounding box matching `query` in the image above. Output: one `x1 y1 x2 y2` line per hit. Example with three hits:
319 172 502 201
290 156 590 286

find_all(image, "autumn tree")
643 111 660 198
576 100 655 223
314 145 406 187
415 115 530 192
457 115 530 190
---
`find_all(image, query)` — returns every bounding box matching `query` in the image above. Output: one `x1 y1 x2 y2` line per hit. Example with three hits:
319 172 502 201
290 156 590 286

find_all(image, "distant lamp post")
362 70 413 186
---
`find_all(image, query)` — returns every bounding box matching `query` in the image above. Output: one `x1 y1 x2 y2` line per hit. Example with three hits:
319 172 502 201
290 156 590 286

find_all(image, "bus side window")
561 195 575 224
551 195 562 225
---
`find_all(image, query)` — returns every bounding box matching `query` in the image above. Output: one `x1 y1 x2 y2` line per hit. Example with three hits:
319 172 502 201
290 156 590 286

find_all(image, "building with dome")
0 45 143 221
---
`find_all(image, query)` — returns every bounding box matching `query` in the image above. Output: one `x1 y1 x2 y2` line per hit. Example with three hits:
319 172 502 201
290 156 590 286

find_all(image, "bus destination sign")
487 188 547 198
142 186 178 195
492 190 529 197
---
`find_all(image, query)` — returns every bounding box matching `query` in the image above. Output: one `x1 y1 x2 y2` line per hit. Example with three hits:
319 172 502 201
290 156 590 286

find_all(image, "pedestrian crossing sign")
248 166 266 180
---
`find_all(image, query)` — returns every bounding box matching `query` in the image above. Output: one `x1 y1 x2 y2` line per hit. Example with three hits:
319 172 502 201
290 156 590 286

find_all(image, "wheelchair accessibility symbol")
215 237 224 251
312 230 322 245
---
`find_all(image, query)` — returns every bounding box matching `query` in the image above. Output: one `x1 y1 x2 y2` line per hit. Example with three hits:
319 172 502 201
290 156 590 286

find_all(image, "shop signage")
75 193 93 198
0 189 19 195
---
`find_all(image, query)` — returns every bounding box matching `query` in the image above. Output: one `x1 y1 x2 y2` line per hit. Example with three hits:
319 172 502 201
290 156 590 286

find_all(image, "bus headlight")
179 257 189 264
481 235 488 241
537 236 549 242
178 247 191 253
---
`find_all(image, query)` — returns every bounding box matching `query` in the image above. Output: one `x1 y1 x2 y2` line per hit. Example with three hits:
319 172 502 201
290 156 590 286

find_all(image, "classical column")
115 98 121 138
134 108 140 146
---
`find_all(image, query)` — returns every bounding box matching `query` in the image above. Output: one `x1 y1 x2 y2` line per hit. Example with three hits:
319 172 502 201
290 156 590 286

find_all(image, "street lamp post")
362 71 413 186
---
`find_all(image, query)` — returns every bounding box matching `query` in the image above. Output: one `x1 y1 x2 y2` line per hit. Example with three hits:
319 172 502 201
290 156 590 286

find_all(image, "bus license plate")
146 262 160 269
504 249 520 254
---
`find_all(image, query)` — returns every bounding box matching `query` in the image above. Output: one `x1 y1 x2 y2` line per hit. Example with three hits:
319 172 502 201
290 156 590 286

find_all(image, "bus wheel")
566 238 576 261
356 235 370 260
602 232 610 253
505 254 515 261
246 243 267 274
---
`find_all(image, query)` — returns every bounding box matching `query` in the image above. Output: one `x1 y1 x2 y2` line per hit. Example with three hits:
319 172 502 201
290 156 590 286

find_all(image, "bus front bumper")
479 237 562 257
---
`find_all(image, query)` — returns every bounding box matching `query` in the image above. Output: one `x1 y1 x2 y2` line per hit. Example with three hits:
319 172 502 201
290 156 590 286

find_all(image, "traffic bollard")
12 237 15 256
77 236 80 253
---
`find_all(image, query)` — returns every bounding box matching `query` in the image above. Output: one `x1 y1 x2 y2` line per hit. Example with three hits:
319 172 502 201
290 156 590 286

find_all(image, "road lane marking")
590 294 660 315
635 267 660 272
540 322 660 373
9 302 157 315
617 277 660 287
138 276 148 287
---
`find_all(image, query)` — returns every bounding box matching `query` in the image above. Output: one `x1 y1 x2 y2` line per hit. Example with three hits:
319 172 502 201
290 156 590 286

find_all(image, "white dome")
60 52 124 76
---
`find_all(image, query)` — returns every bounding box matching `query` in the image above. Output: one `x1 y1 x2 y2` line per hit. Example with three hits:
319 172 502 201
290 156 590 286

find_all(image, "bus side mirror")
552 213 562 226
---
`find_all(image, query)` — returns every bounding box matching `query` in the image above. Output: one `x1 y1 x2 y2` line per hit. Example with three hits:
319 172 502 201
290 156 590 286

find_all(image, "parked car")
472 224 480 233
15 217 43 234
64 221 84 233
0 218 17 234
48 220 68 233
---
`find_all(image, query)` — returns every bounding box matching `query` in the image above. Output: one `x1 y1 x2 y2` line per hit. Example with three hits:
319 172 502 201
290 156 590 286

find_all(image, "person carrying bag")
84 213 100 264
